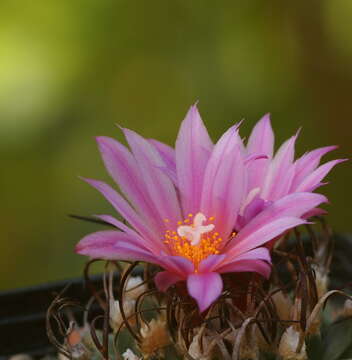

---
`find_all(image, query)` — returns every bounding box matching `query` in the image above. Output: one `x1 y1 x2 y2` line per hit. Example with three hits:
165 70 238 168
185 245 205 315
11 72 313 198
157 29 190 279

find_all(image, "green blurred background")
1 0 351 291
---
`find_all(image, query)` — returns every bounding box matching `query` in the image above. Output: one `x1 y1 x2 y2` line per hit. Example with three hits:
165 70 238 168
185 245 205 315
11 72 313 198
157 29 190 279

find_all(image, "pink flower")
75 105 341 312
236 114 347 229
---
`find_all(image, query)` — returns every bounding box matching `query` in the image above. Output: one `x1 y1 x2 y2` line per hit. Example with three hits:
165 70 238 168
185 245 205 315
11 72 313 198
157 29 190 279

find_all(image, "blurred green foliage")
0 0 351 290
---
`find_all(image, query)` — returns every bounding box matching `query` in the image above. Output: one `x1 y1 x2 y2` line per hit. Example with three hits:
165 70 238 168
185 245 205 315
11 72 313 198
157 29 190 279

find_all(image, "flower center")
164 212 223 268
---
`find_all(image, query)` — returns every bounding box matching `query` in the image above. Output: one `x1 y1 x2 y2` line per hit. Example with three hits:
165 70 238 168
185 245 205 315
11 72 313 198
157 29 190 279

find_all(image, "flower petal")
237 196 268 230
247 113 274 158
175 104 213 214
245 192 325 233
161 255 194 277
303 207 327 219
226 217 306 259
217 259 271 279
290 145 338 191
93 215 158 252
154 271 183 292
226 192 327 255
246 114 274 191
232 247 271 263
249 192 327 224
149 139 176 172
149 139 178 183
156 165 178 185
94 214 144 238
201 125 245 237
261 132 298 201
187 272 223 312
81 178 159 246
123 128 182 224
244 154 269 166
198 254 226 273
96 136 162 231
75 230 160 263
295 159 347 192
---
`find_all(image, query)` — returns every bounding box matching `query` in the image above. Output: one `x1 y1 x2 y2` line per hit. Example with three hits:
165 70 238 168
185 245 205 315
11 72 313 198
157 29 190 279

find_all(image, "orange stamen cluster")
164 214 223 270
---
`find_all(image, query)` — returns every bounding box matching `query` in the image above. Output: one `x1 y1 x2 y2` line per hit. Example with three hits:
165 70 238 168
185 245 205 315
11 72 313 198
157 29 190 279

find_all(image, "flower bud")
188 332 211 360
110 298 136 332
278 326 307 360
140 315 170 358
122 348 140 360
125 276 147 300
313 265 328 299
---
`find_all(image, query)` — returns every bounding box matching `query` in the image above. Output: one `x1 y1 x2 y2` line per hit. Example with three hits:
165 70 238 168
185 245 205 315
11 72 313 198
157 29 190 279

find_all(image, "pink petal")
232 247 271 263
226 216 306 259
161 256 194 277
249 192 327 223
93 215 158 253
246 114 274 190
154 271 183 292
123 128 182 224
94 214 143 238
175 104 213 215
241 197 268 227
244 154 269 166
217 259 271 279
81 178 159 247
156 165 178 184
295 159 347 192
201 126 245 237
198 254 226 273
149 139 177 184
75 230 160 263
247 114 274 158
226 192 327 255
187 272 223 312
149 139 176 171
96 136 162 231
239 190 326 231
261 132 298 201
291 145 338 191
303 207 327 219
237 193 268 229
309 181 329 192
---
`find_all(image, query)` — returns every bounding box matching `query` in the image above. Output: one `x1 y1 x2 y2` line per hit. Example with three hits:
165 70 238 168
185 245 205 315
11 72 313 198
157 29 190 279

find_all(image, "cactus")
45 220 352 360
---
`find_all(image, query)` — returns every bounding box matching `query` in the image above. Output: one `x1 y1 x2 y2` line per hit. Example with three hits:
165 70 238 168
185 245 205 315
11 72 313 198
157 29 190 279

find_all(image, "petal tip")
295 127 302 138
78 175 89 182
79 176 96 186
187 273 223 313
95 136 110 146
261 113 271 123
328 145 339 151
75 240 88 255
116 123 125 131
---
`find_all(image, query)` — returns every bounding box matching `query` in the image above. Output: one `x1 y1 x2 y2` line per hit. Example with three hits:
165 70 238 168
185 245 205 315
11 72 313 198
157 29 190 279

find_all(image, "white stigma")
177 212 215 246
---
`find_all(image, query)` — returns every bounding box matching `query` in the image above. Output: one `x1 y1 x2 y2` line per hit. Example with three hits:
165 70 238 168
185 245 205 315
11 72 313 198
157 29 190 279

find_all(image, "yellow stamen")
163 212 225 269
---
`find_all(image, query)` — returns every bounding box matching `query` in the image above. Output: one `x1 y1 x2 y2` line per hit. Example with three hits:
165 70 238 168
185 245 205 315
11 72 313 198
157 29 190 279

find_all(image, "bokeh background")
1 1 351 291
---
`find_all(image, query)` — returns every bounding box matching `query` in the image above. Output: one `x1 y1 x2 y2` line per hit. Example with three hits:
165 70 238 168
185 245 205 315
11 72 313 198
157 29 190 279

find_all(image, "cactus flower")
76 105 342 312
